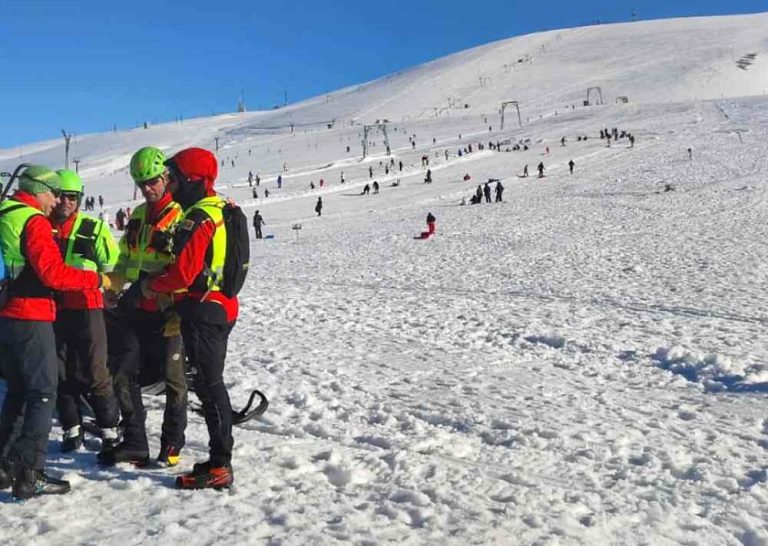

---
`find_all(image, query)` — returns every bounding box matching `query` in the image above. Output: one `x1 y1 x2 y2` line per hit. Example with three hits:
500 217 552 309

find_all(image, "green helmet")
18 165 61 195
56 169 83 193
130 147 167 183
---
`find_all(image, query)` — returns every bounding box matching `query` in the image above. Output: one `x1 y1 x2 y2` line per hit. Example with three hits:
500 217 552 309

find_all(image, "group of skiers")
81 195 104 211
466 180 504 205
0 146 245 500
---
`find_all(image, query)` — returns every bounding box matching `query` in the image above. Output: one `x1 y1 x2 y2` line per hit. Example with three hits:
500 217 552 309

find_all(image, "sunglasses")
138 175 165 188
60 191 81 201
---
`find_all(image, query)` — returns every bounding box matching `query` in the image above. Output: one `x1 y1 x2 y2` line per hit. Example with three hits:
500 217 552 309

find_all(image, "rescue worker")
146 147 239 489
98 147 187 468
0 165 111 500
51 169 121 455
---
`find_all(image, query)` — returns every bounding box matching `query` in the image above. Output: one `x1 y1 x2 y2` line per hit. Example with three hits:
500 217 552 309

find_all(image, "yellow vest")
0 200 44 280
56 213 118 273
182 196 227 293
115 200 182 282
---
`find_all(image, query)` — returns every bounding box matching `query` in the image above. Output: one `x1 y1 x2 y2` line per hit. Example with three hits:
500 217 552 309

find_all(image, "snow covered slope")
2 12 768 546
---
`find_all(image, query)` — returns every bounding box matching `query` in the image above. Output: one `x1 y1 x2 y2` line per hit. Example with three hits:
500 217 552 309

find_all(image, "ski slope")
2 12 768 545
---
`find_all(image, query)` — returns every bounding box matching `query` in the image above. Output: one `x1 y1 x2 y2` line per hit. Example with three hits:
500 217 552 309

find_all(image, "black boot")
0 458 13 490
96 442 149 467
61 426 83 453
97 428 121 458
12 466 71 500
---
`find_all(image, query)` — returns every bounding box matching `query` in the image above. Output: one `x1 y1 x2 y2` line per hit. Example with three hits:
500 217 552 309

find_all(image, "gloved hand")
106 272 126 293
99 273 111 292
162 312 181 338
141 278 172 310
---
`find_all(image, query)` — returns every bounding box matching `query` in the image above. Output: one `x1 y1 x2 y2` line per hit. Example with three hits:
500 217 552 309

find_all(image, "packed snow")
2 12 768 546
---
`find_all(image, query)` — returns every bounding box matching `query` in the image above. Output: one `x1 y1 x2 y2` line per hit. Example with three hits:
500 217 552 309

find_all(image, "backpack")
220 203 250 298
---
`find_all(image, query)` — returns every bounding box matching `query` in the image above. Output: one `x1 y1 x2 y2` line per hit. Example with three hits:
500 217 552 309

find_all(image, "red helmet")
166 147 218 190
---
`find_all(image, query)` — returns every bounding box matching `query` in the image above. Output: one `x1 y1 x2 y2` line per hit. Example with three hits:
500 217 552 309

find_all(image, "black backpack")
220 203 250 298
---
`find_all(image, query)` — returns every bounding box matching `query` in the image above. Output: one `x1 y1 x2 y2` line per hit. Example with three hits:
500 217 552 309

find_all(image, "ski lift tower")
362 123 392 159
500 101 522 130
61 129 73 169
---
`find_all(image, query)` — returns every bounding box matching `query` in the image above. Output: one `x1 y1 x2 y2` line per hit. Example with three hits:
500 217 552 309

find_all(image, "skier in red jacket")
145 148 239 489
0 165 111 500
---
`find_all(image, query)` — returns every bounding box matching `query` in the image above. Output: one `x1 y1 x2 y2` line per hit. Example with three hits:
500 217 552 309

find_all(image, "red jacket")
52 212 105 311
0 193 100 322
148 202 238 323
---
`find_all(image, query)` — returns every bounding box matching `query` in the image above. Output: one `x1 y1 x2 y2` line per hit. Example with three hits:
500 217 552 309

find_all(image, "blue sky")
0 0 764 148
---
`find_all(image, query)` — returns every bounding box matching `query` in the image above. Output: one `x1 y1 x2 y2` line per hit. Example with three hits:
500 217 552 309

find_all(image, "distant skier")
537 162 545 178
495 180 504 202
369 166 373 179
475 185 483 203
424 169 432 183
252 210 264 239
252 187 258 199
687 147 693 161
522 164 529 178
483 182 492 203
115 207 127 230
568 159 575 174
362 183 370 195
277 174 282 189
98 195 104 208
315 197 323 216
372 181 380 194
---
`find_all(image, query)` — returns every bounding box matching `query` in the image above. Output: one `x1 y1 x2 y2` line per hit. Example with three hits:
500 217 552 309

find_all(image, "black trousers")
55 309 118 431
0 318 58 470
181 318 234 467
106 308 187 451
